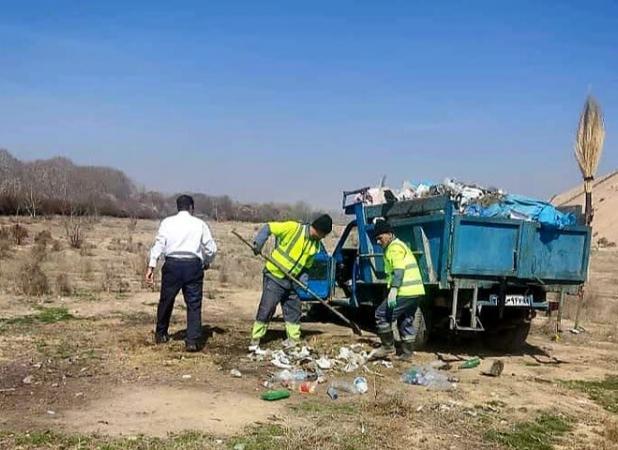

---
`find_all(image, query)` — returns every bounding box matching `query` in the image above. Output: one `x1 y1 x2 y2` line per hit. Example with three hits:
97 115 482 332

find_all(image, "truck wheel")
483 320 531 352
304 303 330 322
411 306 430 349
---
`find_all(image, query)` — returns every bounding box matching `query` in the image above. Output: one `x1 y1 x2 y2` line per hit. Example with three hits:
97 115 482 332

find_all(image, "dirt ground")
0 216 617 449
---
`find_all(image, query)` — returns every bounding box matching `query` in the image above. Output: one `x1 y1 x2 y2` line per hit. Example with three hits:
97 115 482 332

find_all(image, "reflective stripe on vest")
266 225 318 278
385 239 425 296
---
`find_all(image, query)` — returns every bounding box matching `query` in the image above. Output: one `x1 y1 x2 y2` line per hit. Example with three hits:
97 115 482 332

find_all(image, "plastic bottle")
459 357 481 369
261 389 291 401
326 386 339 400
298 382 316 394
353 377 368 394
330 380 359 394
274 369 309 382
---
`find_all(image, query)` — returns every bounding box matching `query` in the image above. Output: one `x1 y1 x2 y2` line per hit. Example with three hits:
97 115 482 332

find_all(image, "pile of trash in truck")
356 178 577 229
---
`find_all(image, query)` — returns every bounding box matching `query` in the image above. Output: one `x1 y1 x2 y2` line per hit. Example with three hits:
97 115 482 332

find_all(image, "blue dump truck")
299 187 592 351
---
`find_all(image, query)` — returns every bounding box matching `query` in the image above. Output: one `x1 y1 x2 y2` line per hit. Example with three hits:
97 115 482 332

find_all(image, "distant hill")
551 170 618 245
0 149 325 222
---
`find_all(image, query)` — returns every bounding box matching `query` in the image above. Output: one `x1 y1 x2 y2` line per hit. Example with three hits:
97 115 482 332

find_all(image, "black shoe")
155 333 170 344
185 343 199 352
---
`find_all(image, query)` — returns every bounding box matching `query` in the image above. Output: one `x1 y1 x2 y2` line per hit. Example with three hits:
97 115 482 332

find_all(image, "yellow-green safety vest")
266 221 320 279
384 238 425 297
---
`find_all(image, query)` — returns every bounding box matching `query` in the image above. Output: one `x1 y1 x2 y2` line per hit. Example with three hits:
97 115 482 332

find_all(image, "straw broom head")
575 95 605 193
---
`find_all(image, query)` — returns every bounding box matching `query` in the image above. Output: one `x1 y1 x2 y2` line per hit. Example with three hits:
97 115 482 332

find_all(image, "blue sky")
1 1 617 208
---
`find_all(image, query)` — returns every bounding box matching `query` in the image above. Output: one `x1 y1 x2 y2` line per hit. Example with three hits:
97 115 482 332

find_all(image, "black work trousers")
156 258 204 345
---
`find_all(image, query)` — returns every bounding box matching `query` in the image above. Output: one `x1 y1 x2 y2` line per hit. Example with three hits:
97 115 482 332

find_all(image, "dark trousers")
156 258 204 345
375 296 421 342
255 274 302 325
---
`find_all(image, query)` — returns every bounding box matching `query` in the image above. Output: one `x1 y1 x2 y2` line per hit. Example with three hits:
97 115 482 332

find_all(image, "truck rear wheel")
483 319 531 352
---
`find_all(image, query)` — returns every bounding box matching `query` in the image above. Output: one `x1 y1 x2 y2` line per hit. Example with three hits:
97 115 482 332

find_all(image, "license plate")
489 294 532 306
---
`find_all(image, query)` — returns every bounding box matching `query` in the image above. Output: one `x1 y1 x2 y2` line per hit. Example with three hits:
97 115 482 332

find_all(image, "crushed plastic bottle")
459 357 481 369
401 365 454 390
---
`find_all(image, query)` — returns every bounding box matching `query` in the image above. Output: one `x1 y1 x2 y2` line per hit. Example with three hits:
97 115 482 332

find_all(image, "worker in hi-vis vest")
249 214 333 351
371 219 425 360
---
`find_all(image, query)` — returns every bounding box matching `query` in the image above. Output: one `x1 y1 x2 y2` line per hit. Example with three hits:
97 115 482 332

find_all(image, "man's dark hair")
176 195 194 212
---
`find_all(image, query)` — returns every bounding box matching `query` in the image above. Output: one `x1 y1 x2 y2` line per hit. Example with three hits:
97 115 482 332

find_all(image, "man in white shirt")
146 195 217 352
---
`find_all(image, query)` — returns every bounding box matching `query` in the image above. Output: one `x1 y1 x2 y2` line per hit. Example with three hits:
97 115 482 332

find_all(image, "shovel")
232 230 362 336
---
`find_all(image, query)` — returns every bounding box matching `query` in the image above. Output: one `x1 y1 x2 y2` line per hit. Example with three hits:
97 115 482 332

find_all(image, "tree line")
0 149 326 222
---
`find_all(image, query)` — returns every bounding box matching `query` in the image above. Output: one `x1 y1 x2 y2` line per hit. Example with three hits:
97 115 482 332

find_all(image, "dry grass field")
1 216 617 450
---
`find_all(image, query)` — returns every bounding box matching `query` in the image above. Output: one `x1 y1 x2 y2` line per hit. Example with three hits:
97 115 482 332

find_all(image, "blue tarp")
464 194 576 229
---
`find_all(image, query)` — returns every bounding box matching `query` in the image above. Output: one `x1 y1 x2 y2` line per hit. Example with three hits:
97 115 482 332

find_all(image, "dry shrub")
1 224 28 245
31 241 48 261
55 273 73 296
0 237 12 259
604 419 618 442
51 239 62 252
127 217 138 232
63 217 84 249
34 229 53 245
598 237 616 248
17 259 50 296
13 224 29 245
108 236 142 254
101 264 130 293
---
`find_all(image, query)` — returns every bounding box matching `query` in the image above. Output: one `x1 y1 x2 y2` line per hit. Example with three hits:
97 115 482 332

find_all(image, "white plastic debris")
316 356 333 370
271 350 293 369
181 374 192 380
230 369 242 378
22 376 33 385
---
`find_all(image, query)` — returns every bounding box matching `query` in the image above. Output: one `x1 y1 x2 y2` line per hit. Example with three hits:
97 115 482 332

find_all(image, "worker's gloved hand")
252 242 261 256
299 273 309 285
387 288 398 309
202 262 210 271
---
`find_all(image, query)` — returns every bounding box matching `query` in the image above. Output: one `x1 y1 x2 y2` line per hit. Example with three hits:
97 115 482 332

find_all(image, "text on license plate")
488 294 533 306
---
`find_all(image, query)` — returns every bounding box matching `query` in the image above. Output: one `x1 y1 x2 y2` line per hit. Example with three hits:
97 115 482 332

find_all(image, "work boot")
369 329 396 360
185 342 199 353
248 339 261 352
155 333 170 344
398 340 415 361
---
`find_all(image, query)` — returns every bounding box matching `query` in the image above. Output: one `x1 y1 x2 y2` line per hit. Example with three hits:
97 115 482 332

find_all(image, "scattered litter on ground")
298 381 317 394
181 374 192 380
316 356 333 369
46 410 56 415
329 380 361 395
481 360 504 377
354 377 368 394
401 365 455 390
22 376 32 385
459 357 481 369
233 444 246 450
261 389 290 401
372 360 393 369
230 369 242 378
327 386 338 400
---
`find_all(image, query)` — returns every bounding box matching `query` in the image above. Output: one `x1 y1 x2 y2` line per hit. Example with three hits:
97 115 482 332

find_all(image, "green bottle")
459 357 481 369
261 389 291 401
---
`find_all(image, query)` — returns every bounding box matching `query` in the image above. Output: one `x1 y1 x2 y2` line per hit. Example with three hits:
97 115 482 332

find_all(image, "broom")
573 95 605 331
